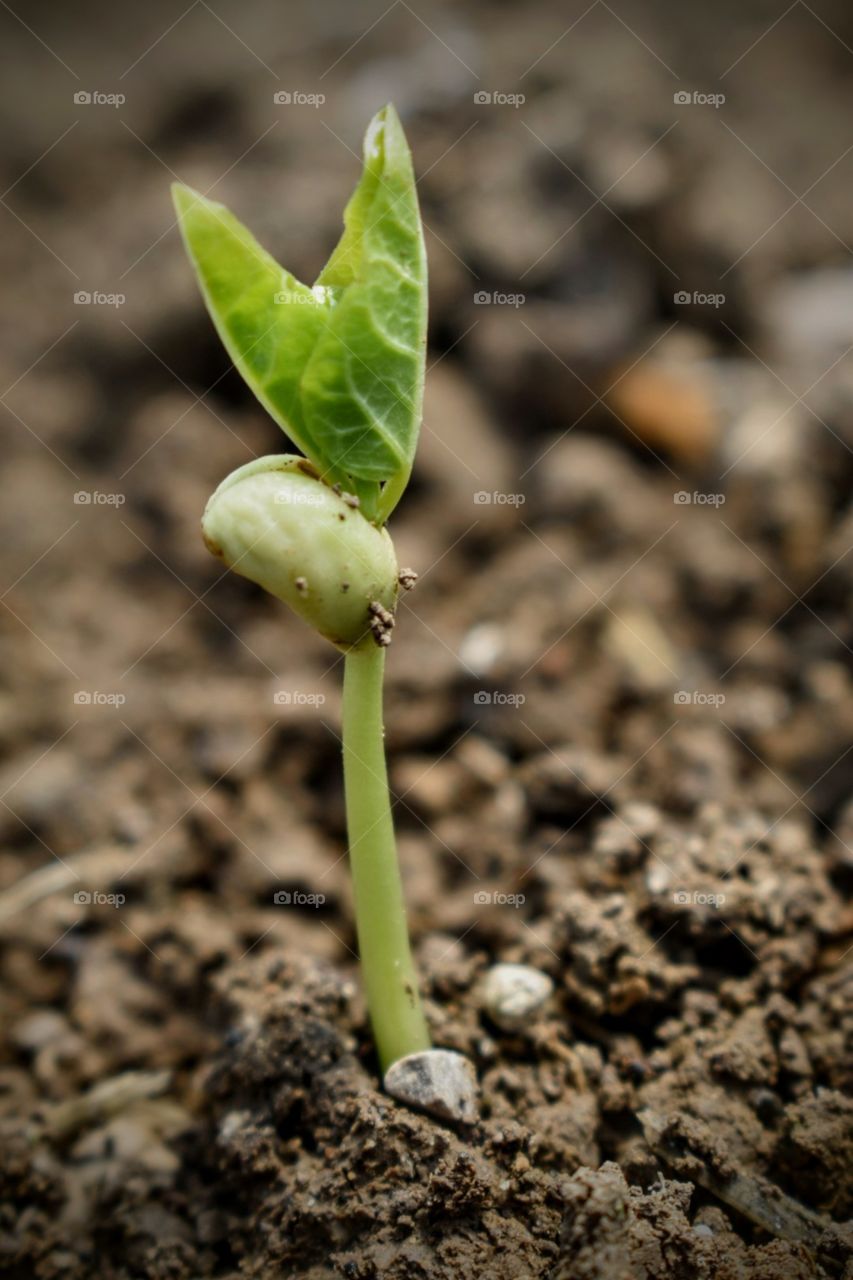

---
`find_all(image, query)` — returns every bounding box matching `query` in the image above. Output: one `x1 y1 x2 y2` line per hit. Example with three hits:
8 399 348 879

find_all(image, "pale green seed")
202 455 398 651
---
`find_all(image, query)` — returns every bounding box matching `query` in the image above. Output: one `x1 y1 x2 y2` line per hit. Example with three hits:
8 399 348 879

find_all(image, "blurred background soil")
0 1 852 1276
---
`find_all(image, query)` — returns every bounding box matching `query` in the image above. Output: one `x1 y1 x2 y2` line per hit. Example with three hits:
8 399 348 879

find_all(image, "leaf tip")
171 182 209 222
364 102 410 173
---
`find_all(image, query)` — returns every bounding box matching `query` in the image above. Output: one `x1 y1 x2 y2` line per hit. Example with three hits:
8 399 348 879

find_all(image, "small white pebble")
218 1110 250 1142
481 963 554 1031
693 1223 714 1238
458 622 505 674
645 864 671 895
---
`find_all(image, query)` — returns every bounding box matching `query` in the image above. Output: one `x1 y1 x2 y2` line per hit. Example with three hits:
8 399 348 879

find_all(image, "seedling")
173 107 473 1113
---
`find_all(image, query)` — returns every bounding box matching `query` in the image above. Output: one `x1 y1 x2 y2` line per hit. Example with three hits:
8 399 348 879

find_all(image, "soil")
1 1 853 1277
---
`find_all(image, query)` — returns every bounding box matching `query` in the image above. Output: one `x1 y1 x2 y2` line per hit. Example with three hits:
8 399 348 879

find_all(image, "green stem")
342 644 431 1071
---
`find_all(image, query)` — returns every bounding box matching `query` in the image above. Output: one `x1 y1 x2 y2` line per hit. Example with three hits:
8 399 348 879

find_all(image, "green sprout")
173 104 431 1074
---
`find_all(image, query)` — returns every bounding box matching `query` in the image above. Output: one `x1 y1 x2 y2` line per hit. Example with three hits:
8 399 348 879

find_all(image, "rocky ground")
0 1 852 1276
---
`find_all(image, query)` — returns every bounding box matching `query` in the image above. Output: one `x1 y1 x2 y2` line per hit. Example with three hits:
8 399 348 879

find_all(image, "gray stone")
383 1049 478 1124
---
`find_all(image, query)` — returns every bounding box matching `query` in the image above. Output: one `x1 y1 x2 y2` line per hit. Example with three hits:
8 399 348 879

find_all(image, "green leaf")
172 183 329 473
172 104 427 520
